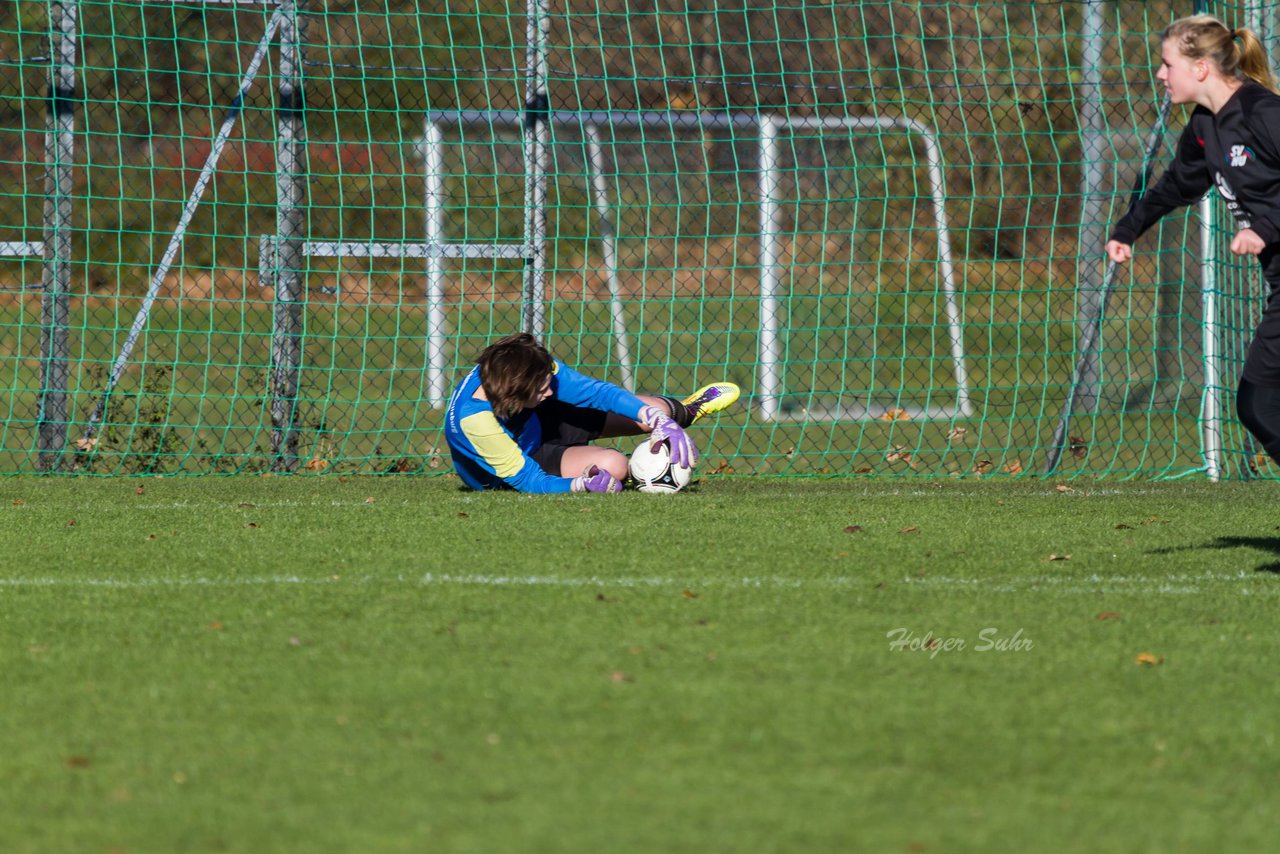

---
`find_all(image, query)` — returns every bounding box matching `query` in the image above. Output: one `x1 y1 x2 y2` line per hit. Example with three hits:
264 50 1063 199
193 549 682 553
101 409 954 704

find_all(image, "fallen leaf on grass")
1115 523 1133 530
11 499 23 507
66 519 76 527
1141 516 1169 525
1055 484 1074 493
899 526 919 534
1003 458 1024 475
947 426 968 441
1048 553 1071 561
304 457 329 472
610 671 634 683
972 459 994 475
842 525 864 534
208 622 224 631
243 522 259 529
1096 612 1121 621
880 408 911 422
682 590 699 599
1069 436 1089 460
385 457 417 474
64 756 92 769
456 511 469 519
1135 652 1165 666
134 486 144 496
364 496 376 504
886 446 916 468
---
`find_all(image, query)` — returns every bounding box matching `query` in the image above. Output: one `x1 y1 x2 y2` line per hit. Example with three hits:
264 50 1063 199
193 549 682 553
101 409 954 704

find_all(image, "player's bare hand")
1231 228 1266 256
1105 240 1132 264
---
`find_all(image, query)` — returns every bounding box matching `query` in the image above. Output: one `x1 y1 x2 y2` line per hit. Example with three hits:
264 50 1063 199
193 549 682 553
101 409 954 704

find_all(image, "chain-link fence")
0 0 1274 476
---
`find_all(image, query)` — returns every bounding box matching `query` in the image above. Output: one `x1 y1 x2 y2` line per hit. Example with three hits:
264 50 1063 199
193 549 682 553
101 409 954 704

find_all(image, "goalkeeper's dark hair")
1164 15 1278 94
476 332 555 420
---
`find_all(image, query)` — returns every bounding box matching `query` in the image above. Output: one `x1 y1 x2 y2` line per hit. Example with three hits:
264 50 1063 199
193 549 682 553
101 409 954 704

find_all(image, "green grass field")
3 476 1279 851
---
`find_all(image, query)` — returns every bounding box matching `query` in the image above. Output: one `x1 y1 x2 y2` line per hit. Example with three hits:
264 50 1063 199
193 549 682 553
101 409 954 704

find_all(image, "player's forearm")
552 361 648 419
506 461 575 494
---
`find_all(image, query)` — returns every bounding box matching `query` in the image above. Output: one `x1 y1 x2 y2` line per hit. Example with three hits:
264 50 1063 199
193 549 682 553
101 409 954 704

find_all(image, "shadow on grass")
1150 536 1280 574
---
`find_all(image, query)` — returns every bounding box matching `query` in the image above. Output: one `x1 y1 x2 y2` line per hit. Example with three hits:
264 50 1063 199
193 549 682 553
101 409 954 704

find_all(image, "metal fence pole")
270 0 305 470
1074 0 1108 413
423 121 448 405
521 0 550 337
1195 0 1228 480
37 0 77 471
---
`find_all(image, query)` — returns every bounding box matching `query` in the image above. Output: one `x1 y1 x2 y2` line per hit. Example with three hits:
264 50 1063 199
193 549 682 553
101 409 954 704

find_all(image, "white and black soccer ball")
628 439 694 494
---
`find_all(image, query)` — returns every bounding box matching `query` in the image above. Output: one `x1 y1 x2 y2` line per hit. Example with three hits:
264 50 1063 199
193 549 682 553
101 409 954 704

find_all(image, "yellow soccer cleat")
681 382 740 424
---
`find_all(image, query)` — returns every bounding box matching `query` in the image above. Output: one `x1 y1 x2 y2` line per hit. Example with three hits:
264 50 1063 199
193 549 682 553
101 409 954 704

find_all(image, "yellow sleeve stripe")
459 411 527 479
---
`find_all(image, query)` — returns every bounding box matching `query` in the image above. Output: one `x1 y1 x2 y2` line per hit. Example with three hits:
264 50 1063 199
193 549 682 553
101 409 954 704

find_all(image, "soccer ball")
628 439 694 494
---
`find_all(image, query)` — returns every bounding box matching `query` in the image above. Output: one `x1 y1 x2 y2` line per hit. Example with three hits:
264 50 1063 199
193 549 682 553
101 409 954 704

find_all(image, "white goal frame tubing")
420 111 969 420
1200 198 1224 481
757 115 971 421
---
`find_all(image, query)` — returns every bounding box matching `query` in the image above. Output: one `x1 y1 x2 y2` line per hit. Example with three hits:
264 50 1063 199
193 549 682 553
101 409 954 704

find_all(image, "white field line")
2 487 1229 514
0 574 838 591
0 570 1274 595
902 570 1256 586
901 570 1277 595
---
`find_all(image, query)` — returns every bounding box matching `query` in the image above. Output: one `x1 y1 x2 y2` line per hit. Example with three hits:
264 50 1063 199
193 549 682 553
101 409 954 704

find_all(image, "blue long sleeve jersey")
444 360 649 493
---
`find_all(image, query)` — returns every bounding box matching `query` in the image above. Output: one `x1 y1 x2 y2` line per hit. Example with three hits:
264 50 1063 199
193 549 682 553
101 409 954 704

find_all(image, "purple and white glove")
571 464 623 494
639 405 698 468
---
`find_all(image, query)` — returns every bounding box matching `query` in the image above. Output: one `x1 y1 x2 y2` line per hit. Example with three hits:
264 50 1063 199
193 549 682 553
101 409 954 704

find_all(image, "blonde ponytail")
1164 15 1279 94
1234 27 1279 93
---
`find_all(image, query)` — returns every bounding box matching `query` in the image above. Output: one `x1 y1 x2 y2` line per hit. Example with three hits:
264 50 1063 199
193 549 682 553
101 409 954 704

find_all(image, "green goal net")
0 0 1274 477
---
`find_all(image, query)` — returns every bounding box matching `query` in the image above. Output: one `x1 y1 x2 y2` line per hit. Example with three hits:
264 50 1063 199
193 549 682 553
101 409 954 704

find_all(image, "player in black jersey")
1105 15 1280 463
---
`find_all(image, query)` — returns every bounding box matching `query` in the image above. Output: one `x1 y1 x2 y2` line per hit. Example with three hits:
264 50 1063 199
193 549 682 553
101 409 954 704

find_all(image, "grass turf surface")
2 476 1279 852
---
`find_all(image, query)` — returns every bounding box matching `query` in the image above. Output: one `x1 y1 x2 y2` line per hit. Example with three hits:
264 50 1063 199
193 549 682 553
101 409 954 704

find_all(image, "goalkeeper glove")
571 464 623 494
638 405 698 468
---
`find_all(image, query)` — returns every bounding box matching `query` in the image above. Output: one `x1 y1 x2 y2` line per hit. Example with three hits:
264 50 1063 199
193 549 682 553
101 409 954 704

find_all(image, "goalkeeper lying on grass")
444 333 738 493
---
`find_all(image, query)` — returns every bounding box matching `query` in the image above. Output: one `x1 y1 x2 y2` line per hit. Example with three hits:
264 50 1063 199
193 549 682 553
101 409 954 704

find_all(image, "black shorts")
529 400 609 476
1243 248 1280 386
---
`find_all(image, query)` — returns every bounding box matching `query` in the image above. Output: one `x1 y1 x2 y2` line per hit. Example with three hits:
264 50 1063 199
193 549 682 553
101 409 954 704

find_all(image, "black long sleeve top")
1110 81 1280 249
